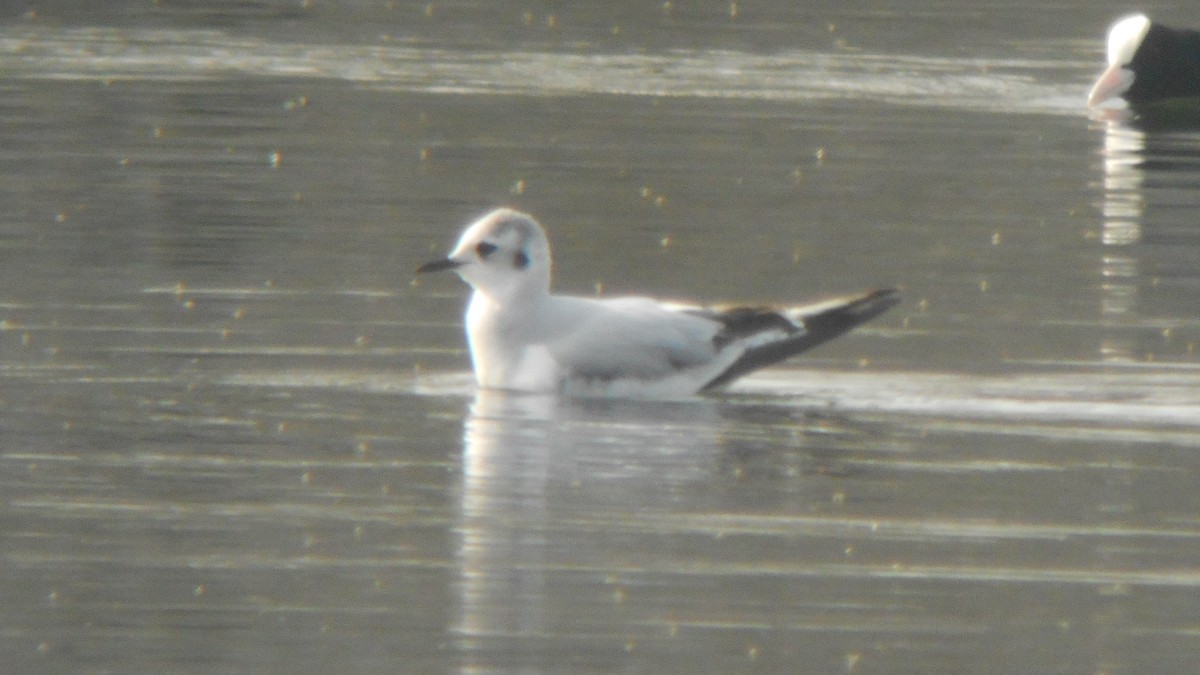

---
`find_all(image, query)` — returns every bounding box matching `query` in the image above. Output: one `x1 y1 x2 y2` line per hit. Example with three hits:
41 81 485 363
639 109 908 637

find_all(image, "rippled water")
4 2 1200 673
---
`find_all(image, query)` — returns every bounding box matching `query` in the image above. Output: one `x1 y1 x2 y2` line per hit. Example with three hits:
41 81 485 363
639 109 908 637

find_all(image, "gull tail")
700 288 899 391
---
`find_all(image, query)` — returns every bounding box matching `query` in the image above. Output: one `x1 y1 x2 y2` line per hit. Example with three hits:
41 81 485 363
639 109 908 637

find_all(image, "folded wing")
698 288 900 391
543 288 898 393
544 296 723 382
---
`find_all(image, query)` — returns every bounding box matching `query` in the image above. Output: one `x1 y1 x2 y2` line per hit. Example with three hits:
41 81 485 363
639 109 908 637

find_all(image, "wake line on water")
215 364 1200 437
739 368 1200 433
0 26 1088 115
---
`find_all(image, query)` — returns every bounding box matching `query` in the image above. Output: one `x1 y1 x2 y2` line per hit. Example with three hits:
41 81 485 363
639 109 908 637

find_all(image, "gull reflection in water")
454 390 558 663
452 389 729 670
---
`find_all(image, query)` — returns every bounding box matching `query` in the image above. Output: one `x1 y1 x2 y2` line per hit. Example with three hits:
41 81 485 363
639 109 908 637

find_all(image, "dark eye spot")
475 241 497 258
513 251 530 270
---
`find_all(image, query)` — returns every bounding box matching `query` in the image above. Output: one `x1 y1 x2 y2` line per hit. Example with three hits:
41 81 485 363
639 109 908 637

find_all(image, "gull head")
417 208 552 301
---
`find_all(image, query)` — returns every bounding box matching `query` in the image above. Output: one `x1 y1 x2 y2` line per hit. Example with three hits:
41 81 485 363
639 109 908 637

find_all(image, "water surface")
3 2 1200 673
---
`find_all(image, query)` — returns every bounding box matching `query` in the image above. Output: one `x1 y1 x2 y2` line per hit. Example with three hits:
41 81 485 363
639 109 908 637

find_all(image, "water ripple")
0 26 1090 114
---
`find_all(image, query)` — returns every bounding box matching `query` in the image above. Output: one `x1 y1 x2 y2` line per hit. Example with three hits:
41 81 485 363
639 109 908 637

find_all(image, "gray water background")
4 1 1200 673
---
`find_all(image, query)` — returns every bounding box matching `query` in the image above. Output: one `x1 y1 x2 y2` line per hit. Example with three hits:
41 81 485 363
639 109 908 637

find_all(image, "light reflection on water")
451 384 1200 671
1095 116 1200 364
0 25 1089 114
1098 120 1146 365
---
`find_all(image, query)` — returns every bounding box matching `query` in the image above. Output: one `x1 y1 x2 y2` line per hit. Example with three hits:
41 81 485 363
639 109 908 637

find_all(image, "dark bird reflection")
1096 116 1200 363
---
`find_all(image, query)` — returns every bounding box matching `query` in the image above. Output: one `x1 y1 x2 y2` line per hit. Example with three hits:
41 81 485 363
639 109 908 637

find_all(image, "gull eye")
513 251 530 270
475 241 498 258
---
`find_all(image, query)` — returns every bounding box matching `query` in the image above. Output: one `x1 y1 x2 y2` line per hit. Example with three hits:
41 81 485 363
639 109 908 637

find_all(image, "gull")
416 208 898 398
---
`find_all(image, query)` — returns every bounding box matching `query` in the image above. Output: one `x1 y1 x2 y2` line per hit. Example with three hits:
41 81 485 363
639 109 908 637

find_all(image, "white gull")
417 208 898 398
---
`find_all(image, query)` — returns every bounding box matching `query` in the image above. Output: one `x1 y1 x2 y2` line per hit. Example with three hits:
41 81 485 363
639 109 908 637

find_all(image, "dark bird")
1089 14 1200 108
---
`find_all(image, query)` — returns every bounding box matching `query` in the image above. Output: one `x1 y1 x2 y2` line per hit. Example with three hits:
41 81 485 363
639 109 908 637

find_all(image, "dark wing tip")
841 287 901 317
699 287 899 392
790 287 899 343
